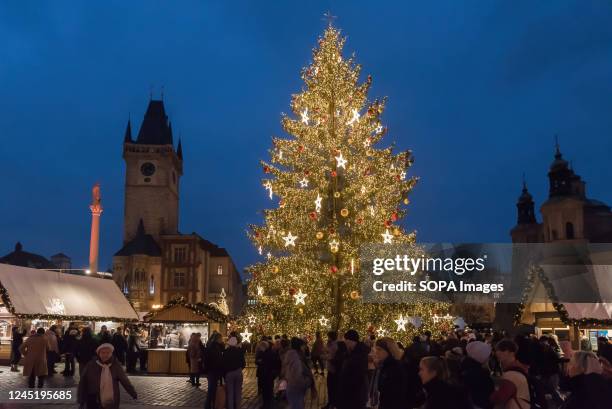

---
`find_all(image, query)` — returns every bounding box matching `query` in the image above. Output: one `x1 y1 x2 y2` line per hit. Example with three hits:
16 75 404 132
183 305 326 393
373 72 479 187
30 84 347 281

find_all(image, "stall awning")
144 297 230 323
0 263 139 321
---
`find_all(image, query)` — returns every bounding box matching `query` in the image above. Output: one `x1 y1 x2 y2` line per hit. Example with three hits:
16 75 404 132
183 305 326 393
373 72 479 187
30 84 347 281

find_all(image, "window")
217 264 223 275
149 275 155 295
566 222 575 240
173 271 186 288
122 280 129 295
174 246 187 263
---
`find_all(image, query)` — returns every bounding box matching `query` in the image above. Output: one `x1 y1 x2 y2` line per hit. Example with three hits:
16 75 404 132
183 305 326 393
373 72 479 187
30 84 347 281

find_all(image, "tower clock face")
140 162 155 176
140 162 156 176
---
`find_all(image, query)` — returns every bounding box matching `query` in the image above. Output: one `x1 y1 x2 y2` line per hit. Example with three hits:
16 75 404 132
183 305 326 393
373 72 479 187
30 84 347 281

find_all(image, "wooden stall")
143 297 230 374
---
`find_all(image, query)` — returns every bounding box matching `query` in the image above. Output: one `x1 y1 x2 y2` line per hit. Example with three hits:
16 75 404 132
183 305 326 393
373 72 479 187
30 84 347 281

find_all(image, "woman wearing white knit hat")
77 343 137 408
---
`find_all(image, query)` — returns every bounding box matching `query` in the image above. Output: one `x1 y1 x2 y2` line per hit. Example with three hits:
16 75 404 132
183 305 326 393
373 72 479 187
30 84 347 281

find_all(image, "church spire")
517 176 536 224
124 119 132 143
177 138 183 160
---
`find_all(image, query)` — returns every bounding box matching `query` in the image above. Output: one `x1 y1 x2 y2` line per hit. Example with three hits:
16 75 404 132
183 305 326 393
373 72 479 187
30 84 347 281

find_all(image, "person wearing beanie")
460 341 494 409
77 342 137 408
337 329 370 409
223 336 246 409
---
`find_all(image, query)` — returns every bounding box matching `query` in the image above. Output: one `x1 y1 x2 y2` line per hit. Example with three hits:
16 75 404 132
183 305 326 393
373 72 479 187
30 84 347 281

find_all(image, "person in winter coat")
311 331 325 375
76 327 99 376
461 341 494 409
203 332 224 409
45 325 60 375
10 326 25 372
255 340 276 409
419 356 471 409
96 325 112 345
322 331 339 409
283 337 316 409
186 333 202 386
373 337 408 409
111 327 128 366
490 339 531 409
61 326 79 376
337 329 370 409
126 329 141 373
401 336 427 408
19 327 48 388
77 343 137 409
222 336 246 409
562 350 612 409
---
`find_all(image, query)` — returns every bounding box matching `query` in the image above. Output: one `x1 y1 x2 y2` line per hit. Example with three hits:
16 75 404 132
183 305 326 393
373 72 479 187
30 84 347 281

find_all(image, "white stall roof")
0 263 138 321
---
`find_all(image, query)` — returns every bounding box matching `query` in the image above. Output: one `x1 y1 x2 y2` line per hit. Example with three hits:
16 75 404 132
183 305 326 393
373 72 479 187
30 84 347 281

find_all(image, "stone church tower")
122 100 183 243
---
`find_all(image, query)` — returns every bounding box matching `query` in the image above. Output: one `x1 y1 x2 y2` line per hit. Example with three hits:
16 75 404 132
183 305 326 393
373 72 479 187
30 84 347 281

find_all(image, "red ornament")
391 212 398 222
309 211 317 220
298 145 304 152
328 227 335 234
330 265 338 274
289 288 296 296
331 170 337 177
385 220 391 227
304 170 310 176
263 165 270 173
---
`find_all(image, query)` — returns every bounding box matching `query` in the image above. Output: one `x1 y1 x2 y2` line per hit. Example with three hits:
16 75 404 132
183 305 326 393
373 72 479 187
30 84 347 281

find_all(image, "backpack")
507 368 547 409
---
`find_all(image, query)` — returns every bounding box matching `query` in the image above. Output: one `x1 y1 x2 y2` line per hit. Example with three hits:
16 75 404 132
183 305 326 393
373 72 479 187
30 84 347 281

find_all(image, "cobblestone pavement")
0 365 328 409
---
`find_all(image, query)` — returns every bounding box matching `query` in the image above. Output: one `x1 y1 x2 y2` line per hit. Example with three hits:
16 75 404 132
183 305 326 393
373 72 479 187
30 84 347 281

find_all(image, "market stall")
143 297 230 374
0 263 139 363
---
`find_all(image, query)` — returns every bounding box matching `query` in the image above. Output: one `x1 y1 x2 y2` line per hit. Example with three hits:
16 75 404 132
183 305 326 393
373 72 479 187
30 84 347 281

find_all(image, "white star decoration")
376 327 387 337
335 152 347 169
363 138 371 148
315 194 322 213
400 171 406 180
375 124 384 133
329 239 340 252
283 232 297 247
318 316 330 327
347 109 360 125
382 229 394 244
257 286 264 296
293 289 307 305
240 328 252 343
395 315 408 332
247 315 256 325
263 181 273 199
301 108 309 124
299 178 309 188
258 246 263 255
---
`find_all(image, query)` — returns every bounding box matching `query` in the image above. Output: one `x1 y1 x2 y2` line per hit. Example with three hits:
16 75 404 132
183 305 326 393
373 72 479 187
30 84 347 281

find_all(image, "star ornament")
399 171 407 180
240 328 253 343
375 124 384 134
335 152 347 169
293 289 307 305
395 315 408 332
315 194 322 213
283 232 297 247
263 181 273 199
247 315 257 325
301 108 309 124
257 286 264 296
329 239 340 252
382 229 394 244
376 327 387 337
299 178 309 188
347 108 360 125
318 315 330 327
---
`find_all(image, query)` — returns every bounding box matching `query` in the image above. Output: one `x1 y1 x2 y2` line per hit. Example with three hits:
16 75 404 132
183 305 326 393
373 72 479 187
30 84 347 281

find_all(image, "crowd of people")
8 323 612 409
248 328 612 409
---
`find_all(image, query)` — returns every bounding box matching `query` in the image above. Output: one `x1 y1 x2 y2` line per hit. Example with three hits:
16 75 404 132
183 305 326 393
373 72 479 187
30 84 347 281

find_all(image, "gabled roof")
135 100 173 145
114 220 161 257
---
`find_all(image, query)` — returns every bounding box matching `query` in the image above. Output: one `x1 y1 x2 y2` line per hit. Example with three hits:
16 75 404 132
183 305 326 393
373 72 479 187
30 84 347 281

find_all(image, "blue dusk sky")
1 1 612 272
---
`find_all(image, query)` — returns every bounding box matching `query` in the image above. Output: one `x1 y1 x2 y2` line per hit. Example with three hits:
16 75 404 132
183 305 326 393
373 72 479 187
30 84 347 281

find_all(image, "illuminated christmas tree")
241 24 449 343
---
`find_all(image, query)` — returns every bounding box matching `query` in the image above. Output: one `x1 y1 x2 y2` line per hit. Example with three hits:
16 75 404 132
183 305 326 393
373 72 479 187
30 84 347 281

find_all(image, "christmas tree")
241 24 449 343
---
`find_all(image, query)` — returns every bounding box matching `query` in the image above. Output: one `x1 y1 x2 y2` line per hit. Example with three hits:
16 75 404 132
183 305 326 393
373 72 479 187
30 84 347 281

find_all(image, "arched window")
566 222 575 239
122 280 129 294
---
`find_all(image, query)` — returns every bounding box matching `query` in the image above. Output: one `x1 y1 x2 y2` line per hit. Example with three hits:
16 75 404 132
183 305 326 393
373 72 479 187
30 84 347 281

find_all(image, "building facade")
113 99 244 314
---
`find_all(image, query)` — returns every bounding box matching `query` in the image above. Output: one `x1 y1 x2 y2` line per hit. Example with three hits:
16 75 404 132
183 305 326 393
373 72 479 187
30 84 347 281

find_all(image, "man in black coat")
61 326 79 376
76 327 99 376
460 341 494 409
111 327 128 365
337 329 370 409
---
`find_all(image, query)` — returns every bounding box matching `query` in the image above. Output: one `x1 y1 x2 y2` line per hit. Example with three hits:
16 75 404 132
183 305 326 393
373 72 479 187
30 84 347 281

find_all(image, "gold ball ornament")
299 308 304 314
334 192 340 198
350 290 360 300
393 228 401 236
316 231 324 240
330 246 338 254
272 266 279 273
403 198 409 205
340 208 349 217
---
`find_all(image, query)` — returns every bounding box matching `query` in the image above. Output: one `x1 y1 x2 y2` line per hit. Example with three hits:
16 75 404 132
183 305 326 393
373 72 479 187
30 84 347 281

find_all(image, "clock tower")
122 99 183 243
